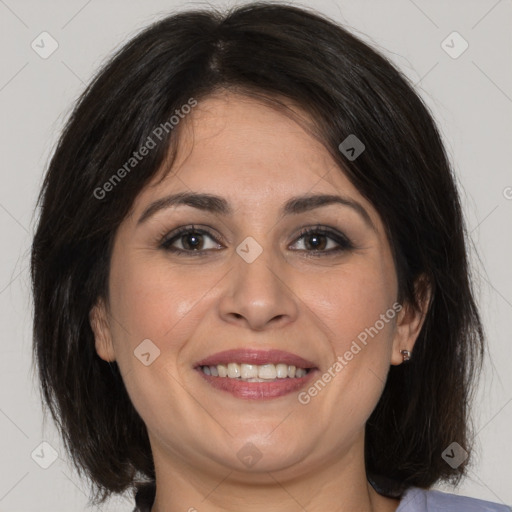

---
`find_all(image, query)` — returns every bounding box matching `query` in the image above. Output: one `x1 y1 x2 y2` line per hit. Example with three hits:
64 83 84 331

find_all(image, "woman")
30 2 510 511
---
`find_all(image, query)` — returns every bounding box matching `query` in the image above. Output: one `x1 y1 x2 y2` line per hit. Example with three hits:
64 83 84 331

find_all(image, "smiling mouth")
198 362 311 381
194 349 319 399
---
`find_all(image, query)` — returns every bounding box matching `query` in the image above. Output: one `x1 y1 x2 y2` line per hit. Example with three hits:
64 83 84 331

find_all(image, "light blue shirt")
133 483 512 511
397 486 511 511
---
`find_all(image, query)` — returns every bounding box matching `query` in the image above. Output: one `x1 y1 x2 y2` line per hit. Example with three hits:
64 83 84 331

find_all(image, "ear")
390 275 432 366
89 297 116 362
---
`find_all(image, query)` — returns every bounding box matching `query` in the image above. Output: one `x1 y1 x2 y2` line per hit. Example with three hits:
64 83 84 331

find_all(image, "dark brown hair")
31 1 485 506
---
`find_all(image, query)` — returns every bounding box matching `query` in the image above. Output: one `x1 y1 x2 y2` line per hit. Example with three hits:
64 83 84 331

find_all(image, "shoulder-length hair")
31 1 484 505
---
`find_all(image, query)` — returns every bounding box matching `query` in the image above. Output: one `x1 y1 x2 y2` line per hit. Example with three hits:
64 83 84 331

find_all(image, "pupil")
307 234 325 250
180 232 328 251
184 233 201 249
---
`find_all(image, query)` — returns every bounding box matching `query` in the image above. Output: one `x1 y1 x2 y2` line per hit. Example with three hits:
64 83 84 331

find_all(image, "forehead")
171 92 336 185
141 92 359 199
129 91 382 232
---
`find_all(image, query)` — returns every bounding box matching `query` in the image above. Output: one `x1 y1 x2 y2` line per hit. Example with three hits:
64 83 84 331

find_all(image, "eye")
159 224 354 257
160 225 223 254
290 226 354 255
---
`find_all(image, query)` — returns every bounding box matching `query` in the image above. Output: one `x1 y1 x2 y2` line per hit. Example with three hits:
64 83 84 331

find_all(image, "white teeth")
295 368 307 378
227 363 241 378
276 363 288 378
258 364 277 379
240 364 258 379
200 362 310 380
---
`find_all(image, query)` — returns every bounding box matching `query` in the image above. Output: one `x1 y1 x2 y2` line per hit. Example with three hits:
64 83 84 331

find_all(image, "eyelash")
159 224 354 257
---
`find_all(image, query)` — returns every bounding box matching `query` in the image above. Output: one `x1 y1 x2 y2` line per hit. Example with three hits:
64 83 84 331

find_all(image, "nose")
217 245 299 331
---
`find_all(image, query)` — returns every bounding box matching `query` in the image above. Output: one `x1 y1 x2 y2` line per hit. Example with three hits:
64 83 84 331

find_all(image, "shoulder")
397 486 511 512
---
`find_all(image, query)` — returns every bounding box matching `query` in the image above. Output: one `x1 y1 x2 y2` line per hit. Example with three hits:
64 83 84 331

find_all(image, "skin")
90 91 430 512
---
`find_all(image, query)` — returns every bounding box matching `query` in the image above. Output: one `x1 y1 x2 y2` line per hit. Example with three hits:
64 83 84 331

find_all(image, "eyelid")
158 224 354 255
291 225 354 252
159 224 224 250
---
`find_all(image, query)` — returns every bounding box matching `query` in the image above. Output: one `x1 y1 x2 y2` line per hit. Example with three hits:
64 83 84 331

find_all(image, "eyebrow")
137 192 376 231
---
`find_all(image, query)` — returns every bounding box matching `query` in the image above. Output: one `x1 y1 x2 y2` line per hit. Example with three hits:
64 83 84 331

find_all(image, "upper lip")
195 349 317 369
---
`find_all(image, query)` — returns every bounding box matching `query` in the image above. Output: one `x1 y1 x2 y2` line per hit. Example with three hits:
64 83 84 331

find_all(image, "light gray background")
0 0 511 511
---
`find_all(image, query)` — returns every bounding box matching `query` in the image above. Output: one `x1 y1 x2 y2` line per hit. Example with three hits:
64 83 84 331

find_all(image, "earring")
400 349 411 362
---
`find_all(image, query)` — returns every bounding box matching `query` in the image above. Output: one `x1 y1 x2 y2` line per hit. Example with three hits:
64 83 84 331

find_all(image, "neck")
149 431 400 512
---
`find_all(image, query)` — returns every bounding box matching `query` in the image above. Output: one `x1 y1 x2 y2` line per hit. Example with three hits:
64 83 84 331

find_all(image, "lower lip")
195 368 318 400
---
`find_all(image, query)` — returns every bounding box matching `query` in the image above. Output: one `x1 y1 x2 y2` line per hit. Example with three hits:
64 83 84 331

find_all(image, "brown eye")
178 231 204 250
302 233 329 251
291 227 354 254
161 226 223 254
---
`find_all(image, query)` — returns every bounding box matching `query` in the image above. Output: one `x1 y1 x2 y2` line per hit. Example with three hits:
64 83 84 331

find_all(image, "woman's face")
91 91 421 480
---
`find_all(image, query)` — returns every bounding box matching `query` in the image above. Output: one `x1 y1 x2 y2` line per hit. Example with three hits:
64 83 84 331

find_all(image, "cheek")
109 253 199 338
106 255 207 421
296 260 398 432
302 260 397 351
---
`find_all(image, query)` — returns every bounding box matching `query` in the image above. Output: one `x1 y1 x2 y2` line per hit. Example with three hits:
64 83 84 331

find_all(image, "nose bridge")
218 234 298 329
234 234 283 300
